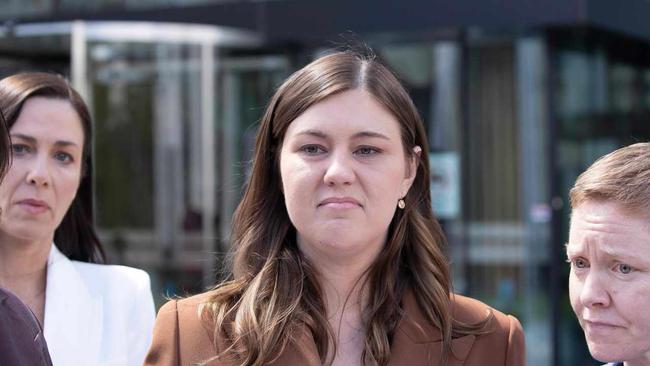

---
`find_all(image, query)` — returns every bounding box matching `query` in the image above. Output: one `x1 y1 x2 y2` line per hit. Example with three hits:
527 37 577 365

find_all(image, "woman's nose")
25 156 51 187
323 152 356 186
579 271 611 308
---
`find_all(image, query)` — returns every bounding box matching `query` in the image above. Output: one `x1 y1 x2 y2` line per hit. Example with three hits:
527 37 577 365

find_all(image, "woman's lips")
17 199 50 215
582 319 625 335
318 197 361 209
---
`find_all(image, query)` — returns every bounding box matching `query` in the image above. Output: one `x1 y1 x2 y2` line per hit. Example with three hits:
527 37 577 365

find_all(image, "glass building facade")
2 2 650 364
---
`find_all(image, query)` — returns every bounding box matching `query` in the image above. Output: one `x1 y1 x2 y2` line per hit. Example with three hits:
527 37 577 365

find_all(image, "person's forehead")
11 97 83 141
285 90 400 136
571 200 649 229
568 200 650 257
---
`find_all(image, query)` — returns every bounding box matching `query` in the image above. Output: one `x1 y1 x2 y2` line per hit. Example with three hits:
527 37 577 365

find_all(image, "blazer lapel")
220 290 475 365
268 325 321 366
267 290 475 366
43 244 103 366
389 290 476 366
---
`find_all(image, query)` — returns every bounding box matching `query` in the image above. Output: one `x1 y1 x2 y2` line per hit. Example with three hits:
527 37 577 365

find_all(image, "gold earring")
398 198 405 209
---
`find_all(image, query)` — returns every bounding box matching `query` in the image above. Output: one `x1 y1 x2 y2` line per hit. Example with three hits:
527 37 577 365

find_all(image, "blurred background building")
2 1 650 364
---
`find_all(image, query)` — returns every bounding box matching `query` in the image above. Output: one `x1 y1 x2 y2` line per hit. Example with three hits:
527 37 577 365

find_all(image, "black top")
0 287 52 366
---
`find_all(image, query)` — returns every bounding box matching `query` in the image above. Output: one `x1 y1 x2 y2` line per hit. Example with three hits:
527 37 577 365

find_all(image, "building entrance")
0 21 286 301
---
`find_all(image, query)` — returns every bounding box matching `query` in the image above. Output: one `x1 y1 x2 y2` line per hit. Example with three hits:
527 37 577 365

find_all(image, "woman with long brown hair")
146 50 525 366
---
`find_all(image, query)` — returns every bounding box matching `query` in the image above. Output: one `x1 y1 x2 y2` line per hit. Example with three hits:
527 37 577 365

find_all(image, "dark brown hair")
203 51 487 365
0 109 8 181
0 72 105 263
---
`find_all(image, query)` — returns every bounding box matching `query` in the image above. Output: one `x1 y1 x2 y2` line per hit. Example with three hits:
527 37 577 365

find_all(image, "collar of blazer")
43 244 103 366
225 289 478 365
391 289 478 363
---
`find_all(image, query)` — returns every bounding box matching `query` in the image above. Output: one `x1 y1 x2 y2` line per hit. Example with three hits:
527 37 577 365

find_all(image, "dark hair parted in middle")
203 51 489 365
0 72 105 263
0 109 8 181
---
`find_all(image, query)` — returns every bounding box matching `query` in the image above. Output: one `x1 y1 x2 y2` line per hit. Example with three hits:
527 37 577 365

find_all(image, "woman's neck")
0 234 51 322
308 249 372 319
312 256 373 366
298 235 384 365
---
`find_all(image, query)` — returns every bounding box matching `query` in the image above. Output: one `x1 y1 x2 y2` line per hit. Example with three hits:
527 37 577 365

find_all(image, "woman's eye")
300 145 325 155
54 151 73 163
11 144 30 155
617 263 633 274
572 258 589 269
355 146 380 155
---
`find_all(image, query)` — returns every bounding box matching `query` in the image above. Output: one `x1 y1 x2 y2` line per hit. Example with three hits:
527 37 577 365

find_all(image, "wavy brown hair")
0 72 105 263
203 51 488 365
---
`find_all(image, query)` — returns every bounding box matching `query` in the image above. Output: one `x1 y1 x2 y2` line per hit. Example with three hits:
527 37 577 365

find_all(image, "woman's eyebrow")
295 129 327 139
294 130 391 141
10 133 79 148
351 131 391 140
53 140 79 148
597 244 638 262
10 133 36 143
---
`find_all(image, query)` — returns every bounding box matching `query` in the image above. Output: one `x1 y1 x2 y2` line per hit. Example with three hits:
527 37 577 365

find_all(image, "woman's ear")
401 145 421 197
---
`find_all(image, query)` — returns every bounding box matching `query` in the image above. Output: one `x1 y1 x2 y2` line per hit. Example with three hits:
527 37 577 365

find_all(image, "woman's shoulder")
146 292 218 365
161 291 217 321
450 293 525 365
74 261 150 289
450 293 520 328
52 244 151 290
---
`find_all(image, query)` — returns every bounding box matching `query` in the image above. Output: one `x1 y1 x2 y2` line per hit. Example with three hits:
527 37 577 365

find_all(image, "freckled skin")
567 200 650 365
279 89 418 267
0 97 84 245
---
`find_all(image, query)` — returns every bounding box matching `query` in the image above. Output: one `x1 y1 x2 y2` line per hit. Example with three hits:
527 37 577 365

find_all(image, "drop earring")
398 198 405 209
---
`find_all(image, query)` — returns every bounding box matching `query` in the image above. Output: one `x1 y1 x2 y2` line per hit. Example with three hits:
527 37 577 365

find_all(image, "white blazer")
43 244 155 366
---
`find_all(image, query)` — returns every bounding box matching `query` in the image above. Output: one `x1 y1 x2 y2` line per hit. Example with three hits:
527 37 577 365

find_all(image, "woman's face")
0 97 84 244
279 89 418 266
567 200 650 365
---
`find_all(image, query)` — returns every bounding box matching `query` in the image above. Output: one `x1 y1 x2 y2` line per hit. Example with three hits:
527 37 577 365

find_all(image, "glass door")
214 54 289 251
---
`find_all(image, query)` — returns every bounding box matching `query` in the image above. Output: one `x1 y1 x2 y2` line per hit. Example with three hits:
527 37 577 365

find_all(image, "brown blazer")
145 291 525 366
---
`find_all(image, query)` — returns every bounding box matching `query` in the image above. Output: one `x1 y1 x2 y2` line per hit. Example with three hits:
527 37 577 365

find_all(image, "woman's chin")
587 342 627 364
0 225 53 245
298 236 384 266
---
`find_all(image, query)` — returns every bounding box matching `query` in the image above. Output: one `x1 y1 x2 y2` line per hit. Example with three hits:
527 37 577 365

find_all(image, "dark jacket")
0 287 52 366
